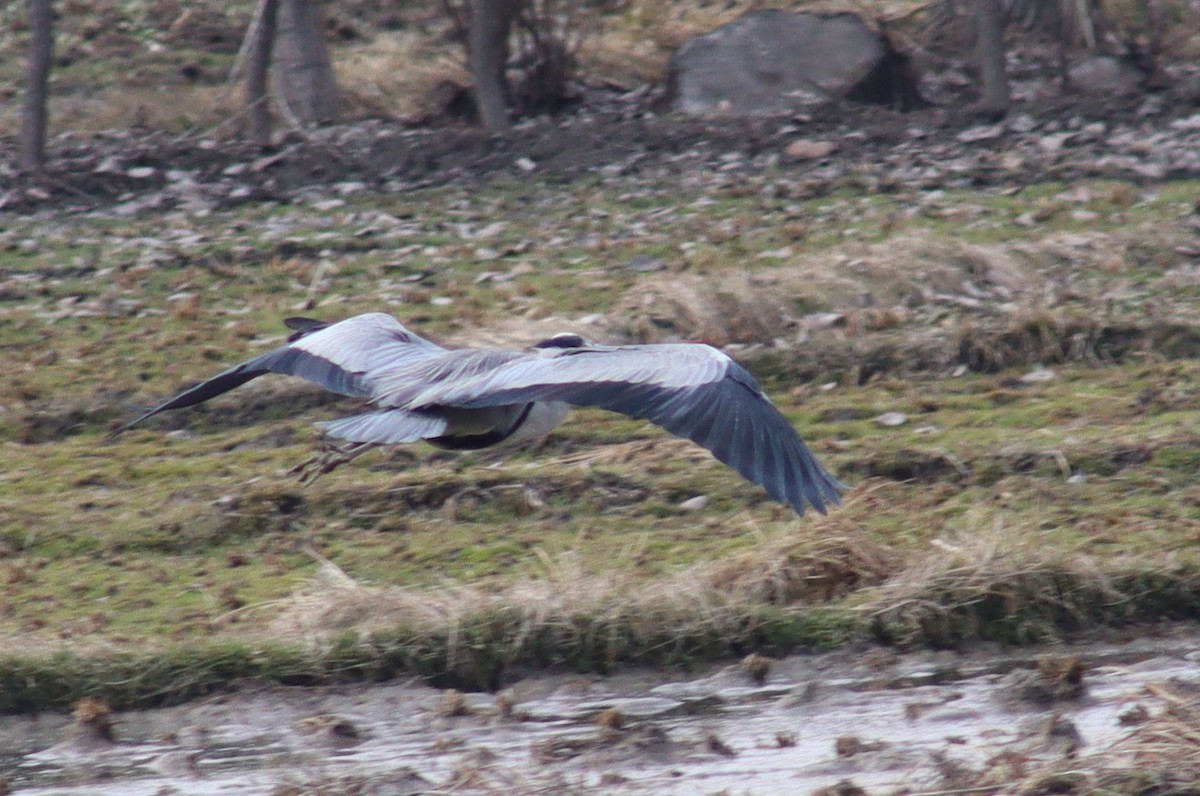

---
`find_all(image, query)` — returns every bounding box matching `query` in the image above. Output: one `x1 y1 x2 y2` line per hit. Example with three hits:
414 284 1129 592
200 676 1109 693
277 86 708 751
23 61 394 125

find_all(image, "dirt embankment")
4 77 1200 217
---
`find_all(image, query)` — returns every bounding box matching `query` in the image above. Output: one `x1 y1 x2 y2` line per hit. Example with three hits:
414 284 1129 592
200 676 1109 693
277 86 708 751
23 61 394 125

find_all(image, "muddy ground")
4 629 1200 795
4 77 1200 218
6 35 1200 796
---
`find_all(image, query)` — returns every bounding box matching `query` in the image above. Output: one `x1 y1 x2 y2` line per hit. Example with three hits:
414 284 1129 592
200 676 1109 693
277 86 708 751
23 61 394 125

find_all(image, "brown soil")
4 84 1200 216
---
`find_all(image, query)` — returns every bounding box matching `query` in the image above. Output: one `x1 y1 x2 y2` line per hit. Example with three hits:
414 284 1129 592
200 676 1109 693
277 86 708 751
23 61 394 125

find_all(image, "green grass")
4 172 1200 710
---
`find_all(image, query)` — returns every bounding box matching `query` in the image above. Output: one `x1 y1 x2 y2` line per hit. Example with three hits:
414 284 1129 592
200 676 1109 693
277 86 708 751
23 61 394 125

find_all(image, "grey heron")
115 313 844 516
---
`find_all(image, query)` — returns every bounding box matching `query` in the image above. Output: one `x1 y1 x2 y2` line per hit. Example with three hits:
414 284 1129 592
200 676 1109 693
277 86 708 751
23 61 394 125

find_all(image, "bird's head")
532 332 590 352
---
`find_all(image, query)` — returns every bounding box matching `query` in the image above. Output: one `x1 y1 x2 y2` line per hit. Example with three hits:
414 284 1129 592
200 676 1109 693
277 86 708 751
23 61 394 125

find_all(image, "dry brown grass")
703 534 898 604
15 83 242 137
332 32 471 121
252 509 1200 670
613 232 1055 345
1089 692 1200 791
861 522 1200 646
927 685 1200 794
607 226 1200 381
262 530 888 667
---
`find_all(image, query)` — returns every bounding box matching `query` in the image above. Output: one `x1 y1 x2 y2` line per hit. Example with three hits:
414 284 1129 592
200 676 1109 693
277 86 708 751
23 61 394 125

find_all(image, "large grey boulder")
667 10 912 116
1068 55 1146 96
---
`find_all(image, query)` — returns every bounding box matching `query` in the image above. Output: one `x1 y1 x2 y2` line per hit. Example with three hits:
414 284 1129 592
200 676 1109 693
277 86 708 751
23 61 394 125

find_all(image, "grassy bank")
3 173 1200 711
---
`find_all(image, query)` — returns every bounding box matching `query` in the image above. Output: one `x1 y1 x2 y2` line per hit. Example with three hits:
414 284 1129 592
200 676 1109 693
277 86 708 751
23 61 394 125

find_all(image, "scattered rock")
874 411 908 427
679 495 709 511
667 11 918 116
957 124 1005 143
1069 55 1146 95
625 254 667 273
801 312 846 330
785 139 837 160
1019 367 1056 383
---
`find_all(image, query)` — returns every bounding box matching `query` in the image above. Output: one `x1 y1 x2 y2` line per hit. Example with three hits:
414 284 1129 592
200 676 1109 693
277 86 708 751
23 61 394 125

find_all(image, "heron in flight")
115 313 844 516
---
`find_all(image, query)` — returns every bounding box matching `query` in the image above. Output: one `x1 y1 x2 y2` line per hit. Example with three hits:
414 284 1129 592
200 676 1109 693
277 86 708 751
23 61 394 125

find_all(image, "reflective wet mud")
4 630 1199 794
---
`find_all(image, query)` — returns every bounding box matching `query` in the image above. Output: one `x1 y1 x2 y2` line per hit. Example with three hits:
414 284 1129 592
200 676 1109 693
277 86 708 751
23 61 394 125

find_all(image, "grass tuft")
866 529 1200 647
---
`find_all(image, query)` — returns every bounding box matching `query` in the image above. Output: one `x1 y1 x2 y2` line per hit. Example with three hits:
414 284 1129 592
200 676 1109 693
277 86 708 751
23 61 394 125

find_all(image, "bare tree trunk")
470 0 512 134
21 0 55 174
246 0 280 146
975 0 1010 115
274 0 340 125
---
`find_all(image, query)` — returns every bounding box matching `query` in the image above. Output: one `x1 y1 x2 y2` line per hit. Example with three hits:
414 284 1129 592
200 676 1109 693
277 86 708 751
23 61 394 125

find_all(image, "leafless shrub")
442 0 593 117
922 0 1106 52
510 0 593 113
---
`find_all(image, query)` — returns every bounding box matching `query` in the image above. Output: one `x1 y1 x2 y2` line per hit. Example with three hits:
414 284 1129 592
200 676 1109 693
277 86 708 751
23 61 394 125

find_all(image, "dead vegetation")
865 528 1200 646
614 228 1200 381
3 12 1200 716
926 683 1200 794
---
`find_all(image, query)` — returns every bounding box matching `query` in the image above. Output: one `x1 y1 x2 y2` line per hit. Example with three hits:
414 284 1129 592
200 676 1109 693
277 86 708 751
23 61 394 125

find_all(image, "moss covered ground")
2 169 1199 710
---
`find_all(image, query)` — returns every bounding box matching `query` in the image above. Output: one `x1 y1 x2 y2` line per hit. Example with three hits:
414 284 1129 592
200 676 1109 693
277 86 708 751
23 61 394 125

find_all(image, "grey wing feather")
368 348 528 408
316 409 448 444
406 345 844 515
114 313 443 433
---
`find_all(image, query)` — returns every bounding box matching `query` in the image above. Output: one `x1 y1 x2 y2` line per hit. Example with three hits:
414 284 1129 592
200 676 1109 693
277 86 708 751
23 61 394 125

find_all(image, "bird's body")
116 313 844 516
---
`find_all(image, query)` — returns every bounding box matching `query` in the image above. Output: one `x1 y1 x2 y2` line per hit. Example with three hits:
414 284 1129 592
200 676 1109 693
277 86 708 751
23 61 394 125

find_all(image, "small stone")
679 495 709 511
1008 114 1037 133
801 312 845 330
1020 367 1056 383
785 139 837 159
626 255 667 273
1170 113 1200 131
957 124 1004 143
515 157 537 172
875 412 908 427
1038 133 1072 152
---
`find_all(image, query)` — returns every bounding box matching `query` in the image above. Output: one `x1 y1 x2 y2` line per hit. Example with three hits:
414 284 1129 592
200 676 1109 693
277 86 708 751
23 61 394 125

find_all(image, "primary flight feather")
115 313 845 516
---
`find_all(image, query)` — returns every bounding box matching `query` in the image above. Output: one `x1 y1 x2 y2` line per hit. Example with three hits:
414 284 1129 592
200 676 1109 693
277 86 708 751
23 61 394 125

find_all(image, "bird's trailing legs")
290 438 380 485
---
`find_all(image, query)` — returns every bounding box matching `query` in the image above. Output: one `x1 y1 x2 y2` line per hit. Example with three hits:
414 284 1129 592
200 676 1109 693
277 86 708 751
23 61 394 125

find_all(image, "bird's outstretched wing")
112 313 444 434
403 345 845 515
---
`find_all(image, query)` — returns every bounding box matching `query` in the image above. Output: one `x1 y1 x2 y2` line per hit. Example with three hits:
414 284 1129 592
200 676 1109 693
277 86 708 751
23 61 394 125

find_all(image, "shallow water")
4 629 1199 795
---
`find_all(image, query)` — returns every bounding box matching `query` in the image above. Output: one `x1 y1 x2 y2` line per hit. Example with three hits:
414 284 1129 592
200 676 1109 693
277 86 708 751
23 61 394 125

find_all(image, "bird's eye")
534 333 586 349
